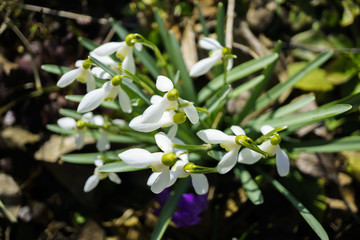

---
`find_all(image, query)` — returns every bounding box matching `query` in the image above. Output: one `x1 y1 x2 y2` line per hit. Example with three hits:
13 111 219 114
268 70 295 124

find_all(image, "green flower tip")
184 162 195 172
76 120 86 129
222 47 231 55
112 75 123 86
103 123 110 129
82 59 92 69
161 152 177 166
167 88 179 101
125 34 136 46
270 134 281 145
173 112 187 124
235 135 249 146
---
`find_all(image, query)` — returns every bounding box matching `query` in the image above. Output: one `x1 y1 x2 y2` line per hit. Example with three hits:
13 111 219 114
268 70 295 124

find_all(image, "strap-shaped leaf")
41 64 71 75
229 75 265 99
255 50 333 110
151 178 190 240
234 166 264 205
257 167 329 240
198 53 278 103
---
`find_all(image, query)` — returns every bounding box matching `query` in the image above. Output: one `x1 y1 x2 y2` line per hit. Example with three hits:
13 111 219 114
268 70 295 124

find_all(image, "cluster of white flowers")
56 35 289 194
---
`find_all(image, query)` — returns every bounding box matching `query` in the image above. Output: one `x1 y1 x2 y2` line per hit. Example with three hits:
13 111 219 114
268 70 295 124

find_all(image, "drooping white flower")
57 59 95 92
84 157 121 192
197 126 246 174
91 115 110 152
77 75 132 114
189 37 234 77
238 125 290 177
90 37 142 75
129 76 198 133
118 132 184 194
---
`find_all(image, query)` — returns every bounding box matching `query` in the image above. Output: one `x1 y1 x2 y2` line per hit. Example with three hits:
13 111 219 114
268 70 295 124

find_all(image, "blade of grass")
257 167 329 240
41 64 71 75
198 53 278 103
195 2 209 37
234 166 264 205
229 75 265 99
255 50 333 110
216 2 225 46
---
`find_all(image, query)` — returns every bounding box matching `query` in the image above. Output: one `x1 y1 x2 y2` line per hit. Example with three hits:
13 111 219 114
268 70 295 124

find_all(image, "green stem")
173 143 212 151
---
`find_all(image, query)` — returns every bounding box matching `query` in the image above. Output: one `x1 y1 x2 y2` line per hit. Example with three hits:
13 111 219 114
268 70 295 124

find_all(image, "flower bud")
112 75 123 86
167 89 179 101
76 120 86 129
173 112 187 124
270 134 281 145
125 34 136 46
161 152 177 166
82 59 92 69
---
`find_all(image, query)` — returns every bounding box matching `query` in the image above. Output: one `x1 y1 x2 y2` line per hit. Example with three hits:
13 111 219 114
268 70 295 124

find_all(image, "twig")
232 42 259 59
3 16 42 90
225 0 235 48
20 4 109 25
239 21 265 57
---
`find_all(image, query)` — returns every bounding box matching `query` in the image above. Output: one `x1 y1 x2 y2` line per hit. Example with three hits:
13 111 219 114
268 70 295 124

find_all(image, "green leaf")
168 32 197 102
59 108 82 120
78 37 99 51
254 104 352 132
151 178 190 240
284 136 360 152
98 161 147 172
234 166 264 205
257 167 329 240
234 41 282 123
62 151 121 164
229 75 265 99
195 2 209 37
108 18 161 79
198 53 278 103
41 64 71 75
256 50 333 110
47 124 74 135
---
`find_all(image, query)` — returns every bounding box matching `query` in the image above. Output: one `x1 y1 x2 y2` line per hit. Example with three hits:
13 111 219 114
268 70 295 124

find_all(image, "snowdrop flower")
238 125 290 177
130 75 198 133
197 126 246 174
91 115 110 152
118 132 184 194
84 157 121 192
57 59 96 92
77 75 132 113
190 37 234 77
91 34 142 75
57 112 93 149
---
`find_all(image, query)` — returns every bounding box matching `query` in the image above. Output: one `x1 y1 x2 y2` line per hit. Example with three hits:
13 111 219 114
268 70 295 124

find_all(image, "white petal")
75 131 85 149
57 117 76 130
191 174 209 195
155 132 173 153
96 132 110 152
91 115 104 126
189 54 222 77
83 174 100 192
86 73 96 92
91 67 111 79
94 158 104 167
156 75 174 92
199 37 222 50
92 42 124 56
57 68 81 88
179 98 199 124
118 148 154 168
108 173 121 184
129 113 174 133
260 125 275 135
112 119 126 127
134 43 142 51
118 86 132 113
167 124 178 140
276 147 290 177
238 148 262 164
122 51 136 75
77 88 106 113
150 169 170 194
217 146 240 174
196 129 234 144
141 98 168 123
147 172 161 186
75 60 84 67
89 52 116 66
227 58 234 71
150 95 163 104
231 125 245 136
259 140 277 156
82 112 93 122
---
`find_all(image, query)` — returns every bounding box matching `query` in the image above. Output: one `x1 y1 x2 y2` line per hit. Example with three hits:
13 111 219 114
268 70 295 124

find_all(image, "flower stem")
173 143 212 151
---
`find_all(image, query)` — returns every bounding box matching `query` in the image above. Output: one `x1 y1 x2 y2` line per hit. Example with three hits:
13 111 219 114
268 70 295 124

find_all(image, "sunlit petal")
191 174 209 195
155 132 173 153
276 147 290 177
231 125 245 136
199 37 222 50
57 117 76 130
118 86 132 113
122 50 136 75
92 42 124 56
238 148 262 164
217 146 240 174
150 169 170 194
156 75 174 92
179 98 199 124
118 148 154 168
57 68 81 88
77 88 106 113
196 129 234 144
260 125 275 135
189 53 222 77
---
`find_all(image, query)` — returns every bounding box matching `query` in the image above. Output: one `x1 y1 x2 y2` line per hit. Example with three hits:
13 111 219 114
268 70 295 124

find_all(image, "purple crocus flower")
156 188 208 227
